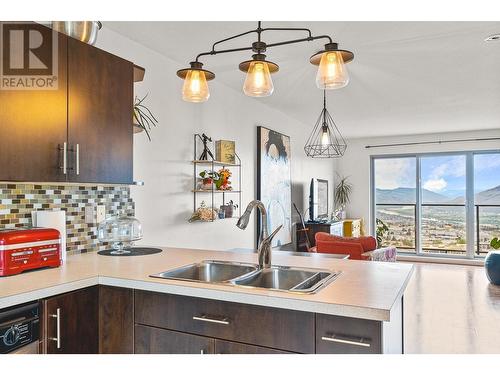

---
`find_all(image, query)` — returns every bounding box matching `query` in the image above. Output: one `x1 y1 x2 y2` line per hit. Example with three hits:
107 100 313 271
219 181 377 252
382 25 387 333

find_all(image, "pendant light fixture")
304 91 347 158
239 53 279 97
310 43 353 89
176 22 354 102
176 61 215 103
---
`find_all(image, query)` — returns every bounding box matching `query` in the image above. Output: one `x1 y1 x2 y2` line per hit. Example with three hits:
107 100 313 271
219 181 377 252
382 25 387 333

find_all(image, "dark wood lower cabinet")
39 287 392 354
315 314 382 354
42 287 99 354
99 286 134 354
214 340 291 354
134 290 315 353
135 325 214 354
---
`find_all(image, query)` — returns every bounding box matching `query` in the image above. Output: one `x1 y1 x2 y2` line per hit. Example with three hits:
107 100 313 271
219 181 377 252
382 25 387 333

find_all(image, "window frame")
370 149 500 259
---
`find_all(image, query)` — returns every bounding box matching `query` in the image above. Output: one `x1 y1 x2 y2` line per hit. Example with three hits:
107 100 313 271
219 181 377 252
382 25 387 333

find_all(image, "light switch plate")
96 205 106 223
84 206 95 224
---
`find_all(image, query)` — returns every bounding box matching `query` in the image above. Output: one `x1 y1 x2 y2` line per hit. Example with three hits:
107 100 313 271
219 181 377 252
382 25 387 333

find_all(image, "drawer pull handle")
193 315 230 325
321 334 371 348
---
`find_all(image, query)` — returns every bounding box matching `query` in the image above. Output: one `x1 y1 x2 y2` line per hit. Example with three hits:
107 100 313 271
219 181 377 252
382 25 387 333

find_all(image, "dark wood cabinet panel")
67 38 133 184
135 325 214 354
214 339 291 354
316 314 382 354
0 22 68 182
43 286 99 354
134 290 315 354
99 286 133 354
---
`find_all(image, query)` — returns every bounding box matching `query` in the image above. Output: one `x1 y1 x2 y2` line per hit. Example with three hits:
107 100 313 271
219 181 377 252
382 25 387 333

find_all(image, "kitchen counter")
0 247 413 321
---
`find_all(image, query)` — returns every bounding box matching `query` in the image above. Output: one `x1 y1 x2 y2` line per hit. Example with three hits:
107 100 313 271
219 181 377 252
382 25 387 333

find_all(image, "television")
309 178 329 222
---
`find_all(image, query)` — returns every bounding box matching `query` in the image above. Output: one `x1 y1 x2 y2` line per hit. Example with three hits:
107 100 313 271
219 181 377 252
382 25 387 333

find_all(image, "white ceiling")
105 21 500 138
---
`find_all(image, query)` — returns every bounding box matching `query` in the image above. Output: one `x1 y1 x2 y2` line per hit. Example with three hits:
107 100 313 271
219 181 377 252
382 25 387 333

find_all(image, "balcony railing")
375 203 500 256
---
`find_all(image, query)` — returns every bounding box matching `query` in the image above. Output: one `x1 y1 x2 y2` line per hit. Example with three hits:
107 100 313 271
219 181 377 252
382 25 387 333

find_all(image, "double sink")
151 260 341 294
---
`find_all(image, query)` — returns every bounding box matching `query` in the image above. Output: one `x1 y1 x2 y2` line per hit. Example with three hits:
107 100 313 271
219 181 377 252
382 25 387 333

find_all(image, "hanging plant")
133 94 158 141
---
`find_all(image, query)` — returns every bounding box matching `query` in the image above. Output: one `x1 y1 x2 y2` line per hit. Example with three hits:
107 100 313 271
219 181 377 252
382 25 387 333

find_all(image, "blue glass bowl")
485 251 500 285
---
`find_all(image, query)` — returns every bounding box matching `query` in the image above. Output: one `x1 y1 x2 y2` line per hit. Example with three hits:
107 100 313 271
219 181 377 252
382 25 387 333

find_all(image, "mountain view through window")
374 152 500 256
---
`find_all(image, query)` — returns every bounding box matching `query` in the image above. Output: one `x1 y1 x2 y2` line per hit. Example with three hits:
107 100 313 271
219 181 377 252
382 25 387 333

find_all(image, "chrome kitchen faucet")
236 200 282 269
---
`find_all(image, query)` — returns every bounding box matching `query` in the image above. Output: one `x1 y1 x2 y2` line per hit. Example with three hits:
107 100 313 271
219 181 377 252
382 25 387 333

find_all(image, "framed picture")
257 126 292 247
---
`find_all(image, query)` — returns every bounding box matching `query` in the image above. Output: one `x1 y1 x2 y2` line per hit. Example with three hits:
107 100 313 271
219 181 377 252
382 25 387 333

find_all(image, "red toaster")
0 228 62 276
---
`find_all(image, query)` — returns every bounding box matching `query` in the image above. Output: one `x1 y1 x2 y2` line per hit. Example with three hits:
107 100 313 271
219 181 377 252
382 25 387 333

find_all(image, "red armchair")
314 232 377 260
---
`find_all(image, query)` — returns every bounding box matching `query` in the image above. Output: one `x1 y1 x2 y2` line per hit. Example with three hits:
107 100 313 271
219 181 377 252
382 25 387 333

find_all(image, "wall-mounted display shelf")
192 160 241 167
192 134 242 222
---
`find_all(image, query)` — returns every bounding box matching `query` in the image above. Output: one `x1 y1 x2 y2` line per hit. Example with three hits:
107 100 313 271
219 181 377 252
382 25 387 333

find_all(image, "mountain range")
376 185 500 205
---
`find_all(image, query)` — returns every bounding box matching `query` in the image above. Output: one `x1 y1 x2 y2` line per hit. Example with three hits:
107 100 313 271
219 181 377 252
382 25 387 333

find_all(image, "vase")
485 250 500 285
200 179 213 190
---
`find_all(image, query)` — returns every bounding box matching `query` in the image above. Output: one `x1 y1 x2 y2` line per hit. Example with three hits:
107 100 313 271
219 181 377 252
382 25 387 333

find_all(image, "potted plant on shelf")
199 170 220 190
334 175 352 220
133 94 158 141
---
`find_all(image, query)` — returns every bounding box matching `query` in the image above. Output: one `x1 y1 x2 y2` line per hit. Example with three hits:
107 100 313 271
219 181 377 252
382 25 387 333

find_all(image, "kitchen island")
0 247 413 354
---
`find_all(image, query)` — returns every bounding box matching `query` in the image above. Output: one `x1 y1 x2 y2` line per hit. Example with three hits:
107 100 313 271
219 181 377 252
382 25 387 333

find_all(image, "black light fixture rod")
261 27 313 38
194 21 333 63
196 45 256 62
211 29 258 53
195 34 333 62
266 34 332 48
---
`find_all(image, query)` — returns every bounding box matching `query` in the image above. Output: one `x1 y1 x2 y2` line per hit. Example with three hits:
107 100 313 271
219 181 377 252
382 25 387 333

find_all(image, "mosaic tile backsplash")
0 183 134 254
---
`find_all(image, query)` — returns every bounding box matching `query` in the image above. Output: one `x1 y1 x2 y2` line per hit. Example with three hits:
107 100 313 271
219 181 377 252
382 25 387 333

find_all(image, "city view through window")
374 152 500 257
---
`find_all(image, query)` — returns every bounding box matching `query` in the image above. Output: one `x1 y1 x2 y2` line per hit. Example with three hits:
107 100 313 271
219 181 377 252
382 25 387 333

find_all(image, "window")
372 151 500 258
474 153 500 255
374 157 416 253
420 155 466 256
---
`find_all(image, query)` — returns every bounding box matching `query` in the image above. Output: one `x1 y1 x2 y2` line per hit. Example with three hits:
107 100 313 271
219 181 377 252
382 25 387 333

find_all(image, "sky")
375 153 500 196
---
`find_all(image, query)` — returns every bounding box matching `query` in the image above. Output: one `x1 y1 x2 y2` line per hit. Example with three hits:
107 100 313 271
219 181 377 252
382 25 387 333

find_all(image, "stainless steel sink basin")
150 260 257 283
150 260 340 294
232 266 340 293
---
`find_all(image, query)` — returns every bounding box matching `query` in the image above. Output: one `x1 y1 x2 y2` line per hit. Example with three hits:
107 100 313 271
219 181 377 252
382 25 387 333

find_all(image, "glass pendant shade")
243 61 274 97
320 125 330 146
304 91 347 158
315 51 349 90
182 69 210 102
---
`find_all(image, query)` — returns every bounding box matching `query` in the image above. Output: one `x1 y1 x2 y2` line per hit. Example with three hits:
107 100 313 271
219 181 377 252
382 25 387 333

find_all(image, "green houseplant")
376 218 389 248
334 175 352 219
133 94 158 141
491 237 500 250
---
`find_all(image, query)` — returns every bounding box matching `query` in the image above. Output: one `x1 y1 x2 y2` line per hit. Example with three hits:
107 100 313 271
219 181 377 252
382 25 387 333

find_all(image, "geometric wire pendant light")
304 90 347 158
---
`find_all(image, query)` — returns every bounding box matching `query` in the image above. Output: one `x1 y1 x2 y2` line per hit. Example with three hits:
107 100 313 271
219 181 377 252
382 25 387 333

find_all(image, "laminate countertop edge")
99 276 392 321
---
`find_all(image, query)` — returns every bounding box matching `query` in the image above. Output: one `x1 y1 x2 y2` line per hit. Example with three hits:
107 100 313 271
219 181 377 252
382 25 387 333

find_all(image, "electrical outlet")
96 205 106 223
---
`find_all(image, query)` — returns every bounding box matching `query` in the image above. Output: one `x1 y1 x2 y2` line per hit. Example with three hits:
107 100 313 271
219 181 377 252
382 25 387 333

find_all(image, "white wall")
335 129 500 234
96 27 335 250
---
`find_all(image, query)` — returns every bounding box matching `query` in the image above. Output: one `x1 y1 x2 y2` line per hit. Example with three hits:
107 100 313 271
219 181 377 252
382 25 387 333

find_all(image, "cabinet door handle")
49 308 61 349
59 143 67 175
321 334 371 348
193 315 230 325
75 143 80 175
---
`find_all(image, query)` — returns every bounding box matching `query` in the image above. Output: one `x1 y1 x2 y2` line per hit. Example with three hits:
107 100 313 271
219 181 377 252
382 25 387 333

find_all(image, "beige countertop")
0 247 414 321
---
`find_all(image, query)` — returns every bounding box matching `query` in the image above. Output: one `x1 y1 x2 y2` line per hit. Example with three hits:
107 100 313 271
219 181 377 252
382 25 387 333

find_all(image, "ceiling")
105 21 500 138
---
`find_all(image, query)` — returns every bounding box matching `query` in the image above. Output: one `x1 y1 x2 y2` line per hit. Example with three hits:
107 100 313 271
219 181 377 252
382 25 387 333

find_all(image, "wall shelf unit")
192 134 242 222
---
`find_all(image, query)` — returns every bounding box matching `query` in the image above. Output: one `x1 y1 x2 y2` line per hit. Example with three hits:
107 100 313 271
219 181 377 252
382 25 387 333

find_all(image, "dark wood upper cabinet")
0 22 135 184
67 38 133 184
0 22 68 182
42 287 99 354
